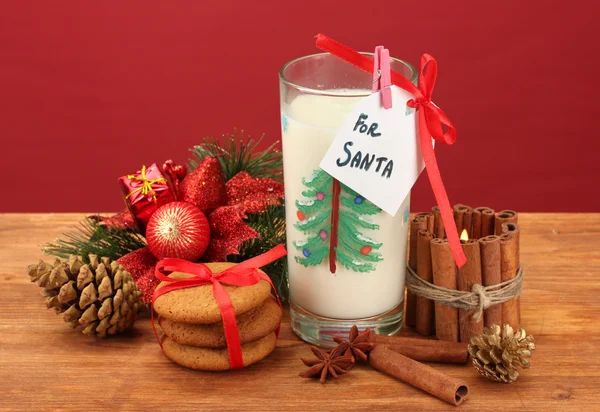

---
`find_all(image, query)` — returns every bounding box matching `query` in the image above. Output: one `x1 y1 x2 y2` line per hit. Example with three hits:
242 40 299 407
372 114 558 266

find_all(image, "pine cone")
27 255 143 338
468 324 535 383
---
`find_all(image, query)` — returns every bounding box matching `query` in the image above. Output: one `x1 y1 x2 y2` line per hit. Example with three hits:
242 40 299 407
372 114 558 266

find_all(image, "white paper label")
319 85 425 216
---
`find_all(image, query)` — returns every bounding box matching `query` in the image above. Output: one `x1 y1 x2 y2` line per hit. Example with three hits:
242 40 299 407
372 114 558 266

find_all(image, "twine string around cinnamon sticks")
405 264 524 322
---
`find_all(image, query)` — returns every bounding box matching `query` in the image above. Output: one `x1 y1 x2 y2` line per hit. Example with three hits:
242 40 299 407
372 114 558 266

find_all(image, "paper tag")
319 85 426 216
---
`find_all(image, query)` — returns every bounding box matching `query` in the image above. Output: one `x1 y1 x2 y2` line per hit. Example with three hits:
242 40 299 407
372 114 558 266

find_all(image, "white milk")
282 91 410 319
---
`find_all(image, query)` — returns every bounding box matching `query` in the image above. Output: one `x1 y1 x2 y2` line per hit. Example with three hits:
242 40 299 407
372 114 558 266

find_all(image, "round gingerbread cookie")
159 296 281 348
153 262 272 324
161 332 277 371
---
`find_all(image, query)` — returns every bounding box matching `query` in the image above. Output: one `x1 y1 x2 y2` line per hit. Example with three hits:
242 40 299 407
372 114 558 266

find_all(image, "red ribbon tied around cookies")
152 244 287 369
315 34 466 267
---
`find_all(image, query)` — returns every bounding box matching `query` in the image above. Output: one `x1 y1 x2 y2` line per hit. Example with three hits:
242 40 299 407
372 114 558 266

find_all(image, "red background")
1 1 598 213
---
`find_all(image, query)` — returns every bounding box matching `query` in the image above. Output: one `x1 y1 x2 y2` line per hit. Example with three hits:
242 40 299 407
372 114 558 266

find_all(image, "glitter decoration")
118 163 176 231
117 247 158 305
202 205 258 262
146 202 210 261
225 171 284 214
162 159 188 194
176 156 284 262
179 156 227 212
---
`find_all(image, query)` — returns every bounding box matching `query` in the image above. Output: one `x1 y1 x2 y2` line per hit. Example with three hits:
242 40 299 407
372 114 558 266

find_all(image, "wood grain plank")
0 213 599 411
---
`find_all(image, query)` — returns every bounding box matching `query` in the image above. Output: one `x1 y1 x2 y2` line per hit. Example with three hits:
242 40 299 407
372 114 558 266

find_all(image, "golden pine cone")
468 324 535 383
27 255 143 338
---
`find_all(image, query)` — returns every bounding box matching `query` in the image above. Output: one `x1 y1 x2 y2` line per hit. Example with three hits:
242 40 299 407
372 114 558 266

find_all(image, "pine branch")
42 217 146 262
189 129 283 182
230 204 289 302
190 131 288 300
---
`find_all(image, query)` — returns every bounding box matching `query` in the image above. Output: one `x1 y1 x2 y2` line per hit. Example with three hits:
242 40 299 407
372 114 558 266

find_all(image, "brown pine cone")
27 255 143 338
468 324 535 383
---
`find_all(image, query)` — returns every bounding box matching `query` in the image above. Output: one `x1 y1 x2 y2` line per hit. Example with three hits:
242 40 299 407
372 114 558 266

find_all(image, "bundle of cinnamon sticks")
406 204 521 343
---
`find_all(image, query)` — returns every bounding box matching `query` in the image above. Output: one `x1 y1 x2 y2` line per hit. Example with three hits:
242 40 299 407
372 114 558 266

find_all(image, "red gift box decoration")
118 163 176 230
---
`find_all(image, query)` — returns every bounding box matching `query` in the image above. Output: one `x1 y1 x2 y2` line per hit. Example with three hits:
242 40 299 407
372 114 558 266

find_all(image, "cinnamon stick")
415 212 435 234
463 210 473 239
407 215 427 327
458 239 484 342
431 206 445 239
368 333 468 363
430 239 459 342
474 207 495 237
494 210 518 235
471 209 482 239
479 235 502 328
501 222 519 236
453 204 473 237
501 231 520 328
369 346 469 406
501 222 521 324
416 230 435 336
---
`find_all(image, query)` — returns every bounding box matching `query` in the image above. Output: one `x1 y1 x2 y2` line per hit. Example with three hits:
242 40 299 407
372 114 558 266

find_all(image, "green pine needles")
190 130 288 298
43 130 290 300
293 169 383 273
231 204 288 301
189 130 283 183
43 217 146 262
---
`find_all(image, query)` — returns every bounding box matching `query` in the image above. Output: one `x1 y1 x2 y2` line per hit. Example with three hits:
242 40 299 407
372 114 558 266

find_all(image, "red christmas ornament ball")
360 246 372 255
146 202 210 261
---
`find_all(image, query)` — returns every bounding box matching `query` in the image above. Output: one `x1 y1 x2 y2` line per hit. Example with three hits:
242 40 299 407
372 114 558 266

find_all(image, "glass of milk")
279 53 417 346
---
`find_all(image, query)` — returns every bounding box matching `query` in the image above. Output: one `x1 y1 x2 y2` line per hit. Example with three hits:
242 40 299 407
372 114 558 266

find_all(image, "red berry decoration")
146 202 210 261
360 246 372 255
297 211 307 221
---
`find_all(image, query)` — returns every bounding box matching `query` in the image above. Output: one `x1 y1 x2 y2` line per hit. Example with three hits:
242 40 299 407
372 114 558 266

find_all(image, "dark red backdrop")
1 1 598 213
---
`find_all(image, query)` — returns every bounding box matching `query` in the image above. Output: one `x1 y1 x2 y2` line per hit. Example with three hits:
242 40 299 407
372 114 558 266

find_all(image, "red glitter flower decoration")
117 247 158 305
225 171 285 214
90 210 137 230
177 156 284 261
202 205 258 262
178 157 227 212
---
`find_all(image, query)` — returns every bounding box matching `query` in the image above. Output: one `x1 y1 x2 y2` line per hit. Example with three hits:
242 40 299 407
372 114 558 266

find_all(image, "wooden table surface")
1 213 599 411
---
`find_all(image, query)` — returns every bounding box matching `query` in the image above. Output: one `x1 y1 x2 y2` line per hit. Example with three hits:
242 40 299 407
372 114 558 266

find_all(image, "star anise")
333 325 375 362
299 345 355 383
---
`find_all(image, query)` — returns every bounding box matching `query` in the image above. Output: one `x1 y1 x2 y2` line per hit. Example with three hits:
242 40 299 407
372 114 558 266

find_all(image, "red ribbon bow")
152 244 287 369
315 34 466 267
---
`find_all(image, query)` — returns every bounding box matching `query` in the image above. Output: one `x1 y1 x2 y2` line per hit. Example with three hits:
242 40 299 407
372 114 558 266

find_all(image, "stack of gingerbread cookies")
154 263 282 371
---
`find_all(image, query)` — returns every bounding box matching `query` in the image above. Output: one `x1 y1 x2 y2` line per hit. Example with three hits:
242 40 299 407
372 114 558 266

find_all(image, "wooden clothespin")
372 45 392 110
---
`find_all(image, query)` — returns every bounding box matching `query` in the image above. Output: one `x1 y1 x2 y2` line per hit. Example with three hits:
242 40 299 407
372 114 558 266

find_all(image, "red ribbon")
151 244 287 369
315 34 466 267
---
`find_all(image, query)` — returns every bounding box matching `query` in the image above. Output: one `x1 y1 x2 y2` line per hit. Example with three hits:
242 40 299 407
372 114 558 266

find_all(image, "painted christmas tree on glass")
293 169 383 273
